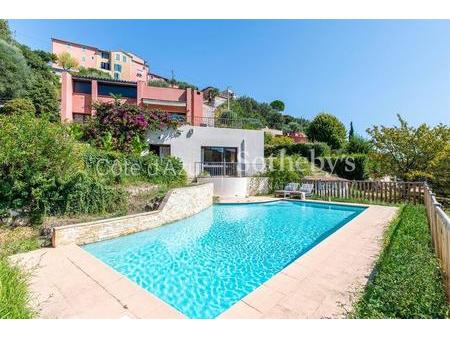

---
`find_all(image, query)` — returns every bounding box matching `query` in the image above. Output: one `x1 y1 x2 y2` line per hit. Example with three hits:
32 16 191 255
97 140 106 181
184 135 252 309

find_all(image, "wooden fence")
302 179 425 204
424 183 450 299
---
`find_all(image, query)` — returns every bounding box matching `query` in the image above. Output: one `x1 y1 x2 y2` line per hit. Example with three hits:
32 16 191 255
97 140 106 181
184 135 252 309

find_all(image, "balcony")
192 116 262 130
195 162 265 177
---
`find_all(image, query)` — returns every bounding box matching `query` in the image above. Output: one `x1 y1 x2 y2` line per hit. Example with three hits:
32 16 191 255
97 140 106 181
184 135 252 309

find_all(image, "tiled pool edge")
218 203 398 318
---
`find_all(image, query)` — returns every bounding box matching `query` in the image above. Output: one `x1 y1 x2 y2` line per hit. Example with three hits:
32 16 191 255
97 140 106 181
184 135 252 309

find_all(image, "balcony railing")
191 116 262 129
195 162 266 177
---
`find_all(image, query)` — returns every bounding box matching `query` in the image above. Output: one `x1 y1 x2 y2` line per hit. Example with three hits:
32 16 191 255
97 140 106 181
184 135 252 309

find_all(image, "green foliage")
148 79 170 88
0 39 31 101
265 142 331 158
367 115 450 185
349 121 355 140
215 96 309 132
0 258 34 318
77 66 112 79
352 205 448 318
345 134 372 154
26 73 59 121
0 97 35 116
0 114 82 224
56 51 79 70
270 100 285 112
83 148 187 187
172 79 198 90
205 87 220 103
0 19 13 43
307 112 347 150
83 99 179 152
266 155 312 191
55 171 127 216
282 121 303 134
264 132 294 147
316 154 369 180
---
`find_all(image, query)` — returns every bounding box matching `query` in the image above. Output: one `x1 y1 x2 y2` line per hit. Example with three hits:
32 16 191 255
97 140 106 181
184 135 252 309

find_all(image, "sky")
8 19 450 135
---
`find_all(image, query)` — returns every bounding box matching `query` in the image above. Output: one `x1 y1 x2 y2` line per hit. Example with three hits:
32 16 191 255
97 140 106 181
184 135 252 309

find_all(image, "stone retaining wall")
52 183 214 247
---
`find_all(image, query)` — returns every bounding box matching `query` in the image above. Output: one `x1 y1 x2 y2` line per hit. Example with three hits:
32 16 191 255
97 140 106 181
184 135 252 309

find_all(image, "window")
73 113 89 123
101 51 110 59
149 145 171 159
81 56 86 62
114 64 122 72
100 62 110 70
201 147 238 176
122 55 127 63
114 72 120 80
73 80 91 94
98 83 137 98
115 54 120 61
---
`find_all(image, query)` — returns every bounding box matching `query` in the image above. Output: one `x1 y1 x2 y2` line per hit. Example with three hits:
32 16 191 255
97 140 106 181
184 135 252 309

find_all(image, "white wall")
146 125 265 177
197 177 269 198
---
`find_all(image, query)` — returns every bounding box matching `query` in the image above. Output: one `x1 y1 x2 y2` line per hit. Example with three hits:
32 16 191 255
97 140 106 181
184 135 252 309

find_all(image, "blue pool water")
84 200 365 318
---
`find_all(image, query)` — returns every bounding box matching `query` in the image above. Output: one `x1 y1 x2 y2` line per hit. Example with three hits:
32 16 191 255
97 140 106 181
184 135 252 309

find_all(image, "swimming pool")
84 200 366 318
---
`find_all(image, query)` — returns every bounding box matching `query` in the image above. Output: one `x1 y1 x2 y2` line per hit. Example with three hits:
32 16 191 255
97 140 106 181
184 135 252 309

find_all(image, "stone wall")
52 183 214 247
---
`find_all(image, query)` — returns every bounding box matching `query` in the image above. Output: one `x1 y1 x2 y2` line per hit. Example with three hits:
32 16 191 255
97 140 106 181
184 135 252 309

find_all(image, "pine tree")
349 121 355 140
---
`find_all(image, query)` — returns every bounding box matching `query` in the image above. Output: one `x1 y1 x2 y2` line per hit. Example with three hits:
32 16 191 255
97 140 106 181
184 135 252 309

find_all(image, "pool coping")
11 200 398 319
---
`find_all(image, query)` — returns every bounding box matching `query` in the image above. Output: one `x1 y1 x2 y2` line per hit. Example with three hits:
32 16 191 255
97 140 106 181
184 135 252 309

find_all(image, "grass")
351 204 449 318
0 226 41 319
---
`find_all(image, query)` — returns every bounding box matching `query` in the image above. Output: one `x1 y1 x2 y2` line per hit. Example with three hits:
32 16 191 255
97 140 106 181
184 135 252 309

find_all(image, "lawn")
0 226 40 319
351 204 449 318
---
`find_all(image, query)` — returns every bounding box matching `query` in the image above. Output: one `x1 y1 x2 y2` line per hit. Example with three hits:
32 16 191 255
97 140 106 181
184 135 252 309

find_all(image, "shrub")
266 155 312 191
0 97 35 116
265 142 331 158
0 114 82 224
345 134 372 154
56 171 127 215
307 112 347 149
83 99 179 152
77 66 112 79
83 148 187 186
148 80 170 88
316 154 369 180
26 73 59 121
352 205 448 318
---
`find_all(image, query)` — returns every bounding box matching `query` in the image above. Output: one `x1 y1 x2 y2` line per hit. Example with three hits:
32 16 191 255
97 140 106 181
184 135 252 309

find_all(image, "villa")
59 71 267 197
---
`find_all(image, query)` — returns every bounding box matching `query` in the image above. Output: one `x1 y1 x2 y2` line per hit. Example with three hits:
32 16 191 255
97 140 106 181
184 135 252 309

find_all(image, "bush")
55 171 127 215
83 99 179 152
83 148 187 186
0 114 82 224
345 135 372 154
265 142 331 158
352 205 448 318
0 97 35 116
307 112 347 149
148 80 170 88
316 154 369 180
266 155 312 191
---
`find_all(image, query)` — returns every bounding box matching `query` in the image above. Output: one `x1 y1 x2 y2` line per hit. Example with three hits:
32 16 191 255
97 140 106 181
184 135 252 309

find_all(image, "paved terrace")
11 202 398 319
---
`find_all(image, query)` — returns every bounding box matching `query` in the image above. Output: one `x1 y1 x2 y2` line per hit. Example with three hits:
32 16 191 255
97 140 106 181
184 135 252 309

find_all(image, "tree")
345 134 372 154
77 67 111 79
349 121 355 140
0 19 13 43
148 79 169 88
0 97 35 116
205 87 220 103
57 52 79 71
0 39 31 100
26 73 59 121
270 100 285 112
282 121 302 134
367 115 450 183
307 112 347 149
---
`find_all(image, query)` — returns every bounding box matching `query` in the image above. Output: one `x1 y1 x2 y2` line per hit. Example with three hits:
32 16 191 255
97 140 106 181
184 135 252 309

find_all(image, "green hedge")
84 149 187 186
315 154 369 180
266 155 312 192
352 205 448 318
265 142 331 158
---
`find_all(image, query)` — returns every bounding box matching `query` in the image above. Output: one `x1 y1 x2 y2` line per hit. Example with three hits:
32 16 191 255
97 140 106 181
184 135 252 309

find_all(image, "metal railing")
191 116 262 129
195 162 266 177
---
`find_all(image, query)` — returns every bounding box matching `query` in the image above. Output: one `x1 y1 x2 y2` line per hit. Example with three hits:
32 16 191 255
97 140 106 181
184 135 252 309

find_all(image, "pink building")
60 72 204 124
52 38 150 82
